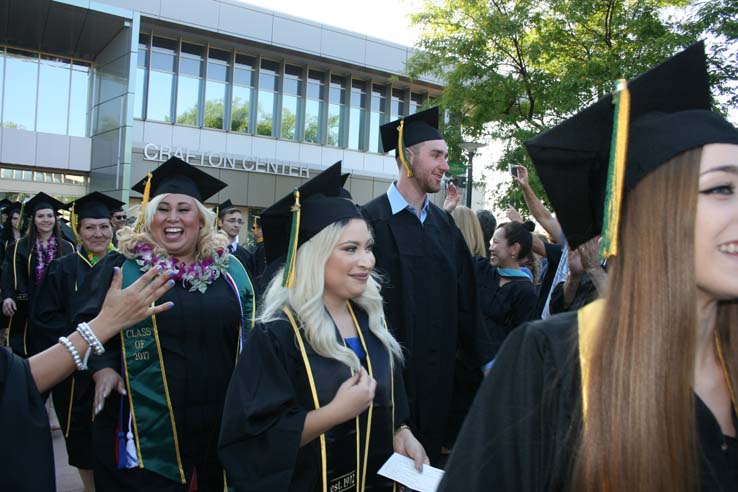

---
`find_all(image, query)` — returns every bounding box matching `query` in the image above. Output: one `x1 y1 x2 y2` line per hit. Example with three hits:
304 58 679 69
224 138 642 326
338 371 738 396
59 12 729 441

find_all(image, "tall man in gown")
361 107 488 464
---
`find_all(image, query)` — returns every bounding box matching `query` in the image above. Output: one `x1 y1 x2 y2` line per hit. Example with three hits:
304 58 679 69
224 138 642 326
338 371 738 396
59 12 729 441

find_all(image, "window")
134 33 149 119
348 80 367 150
369 84 386 153
304 70 324 144
409 92 424 115
390 88 405 121
327 75 346 146
147 36 176 122
281 64 303 140
231 54 255 132
176 42 203 126
36 56 70 134
3 49 38 130
257 59 279 136
68 61 90 137
204 47 230 130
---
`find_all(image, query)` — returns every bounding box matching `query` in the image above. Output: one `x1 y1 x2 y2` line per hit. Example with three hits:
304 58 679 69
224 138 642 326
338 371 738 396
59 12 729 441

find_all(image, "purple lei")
131 242 229 293
34 236 58 284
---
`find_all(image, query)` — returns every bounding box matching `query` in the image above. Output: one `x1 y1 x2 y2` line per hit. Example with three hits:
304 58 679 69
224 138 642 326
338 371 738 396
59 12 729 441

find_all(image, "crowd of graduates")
0 41 736 492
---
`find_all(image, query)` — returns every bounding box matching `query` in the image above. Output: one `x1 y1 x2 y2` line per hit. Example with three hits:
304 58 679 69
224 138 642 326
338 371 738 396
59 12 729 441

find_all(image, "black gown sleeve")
218 323 309 492
1 242 18 301
438 314 579 492
73 252 127 373
0 349 55 491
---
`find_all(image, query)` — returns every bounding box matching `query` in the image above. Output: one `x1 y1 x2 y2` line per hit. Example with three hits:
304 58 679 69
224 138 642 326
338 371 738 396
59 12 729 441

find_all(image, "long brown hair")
451 206 487 257
572 148 738 491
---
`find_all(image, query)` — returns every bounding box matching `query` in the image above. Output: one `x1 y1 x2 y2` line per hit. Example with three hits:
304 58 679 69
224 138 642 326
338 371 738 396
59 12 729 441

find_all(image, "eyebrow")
700 165 738 176
338 239 374 247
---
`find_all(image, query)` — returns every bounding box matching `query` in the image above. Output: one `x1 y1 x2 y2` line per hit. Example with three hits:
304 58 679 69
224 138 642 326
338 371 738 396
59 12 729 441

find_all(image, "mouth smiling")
718 242 738 255
163 227 184 241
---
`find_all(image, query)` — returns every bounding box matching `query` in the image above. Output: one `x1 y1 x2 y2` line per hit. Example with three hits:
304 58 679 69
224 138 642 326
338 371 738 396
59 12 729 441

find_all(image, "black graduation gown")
242 242 266 280
0 349 56 492
361 195 487 463
438 312 738 491
218 305 410 492
1 237 74 357
74 252 242 491
31 248 98 468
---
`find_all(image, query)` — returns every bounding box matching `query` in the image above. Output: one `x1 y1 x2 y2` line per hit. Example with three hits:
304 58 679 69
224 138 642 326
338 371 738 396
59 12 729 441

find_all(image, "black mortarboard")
69 192 126 221
131 157 226 202
339 171 353 200
23 192 68 215
0 198 11 211
5 202 21 215
216 199 237 218
525 41 738 252
380 107 443 177
261 161 362 287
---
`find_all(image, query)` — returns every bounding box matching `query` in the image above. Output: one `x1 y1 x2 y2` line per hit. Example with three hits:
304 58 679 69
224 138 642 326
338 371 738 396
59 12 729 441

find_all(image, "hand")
567 248 584 276
443 182 459 213
90 266 176 343
578 236 602 271
506 205 523 223
2 298 16 317
394 427 429 472
512 165 530 187
92 367 126 416
328 367 376 423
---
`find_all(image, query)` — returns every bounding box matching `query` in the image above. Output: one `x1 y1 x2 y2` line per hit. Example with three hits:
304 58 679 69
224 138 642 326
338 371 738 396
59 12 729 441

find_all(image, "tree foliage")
407 0 736 211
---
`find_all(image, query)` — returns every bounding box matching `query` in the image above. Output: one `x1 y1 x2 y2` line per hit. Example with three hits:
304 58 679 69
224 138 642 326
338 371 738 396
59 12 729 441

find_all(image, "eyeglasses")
113 214 127 220
224 219 245 225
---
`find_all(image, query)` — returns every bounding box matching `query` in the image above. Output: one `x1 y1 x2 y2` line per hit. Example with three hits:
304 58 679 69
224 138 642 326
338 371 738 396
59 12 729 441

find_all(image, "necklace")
34 236 58 284
131 242 229 293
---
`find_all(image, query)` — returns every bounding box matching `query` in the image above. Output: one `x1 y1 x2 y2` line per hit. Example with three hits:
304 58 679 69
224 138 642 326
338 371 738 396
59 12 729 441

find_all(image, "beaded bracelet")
59 336 87 371
76 322 105 356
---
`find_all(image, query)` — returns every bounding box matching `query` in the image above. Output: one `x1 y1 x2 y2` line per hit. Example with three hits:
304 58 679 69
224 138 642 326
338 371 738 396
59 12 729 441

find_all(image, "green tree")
407 0 733 211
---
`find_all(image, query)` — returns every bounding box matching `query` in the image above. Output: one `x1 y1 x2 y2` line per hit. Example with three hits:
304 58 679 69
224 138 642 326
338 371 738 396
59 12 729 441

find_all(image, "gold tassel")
600 79 630 259
70 203 80 244
135 173 153 233
214 206 219 228
282 190 301 288
397 120 414 177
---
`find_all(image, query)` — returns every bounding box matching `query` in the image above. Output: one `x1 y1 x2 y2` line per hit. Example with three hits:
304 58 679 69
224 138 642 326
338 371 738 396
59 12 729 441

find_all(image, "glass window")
369 84 386 153
257 60 279 136
150 36 176 72
180 42 203 77
204 47 230 130
327 75 346 146
68 61 90 137
390 88 405 120
3 49 38 131
281 64 302 140
231 54 255 133
36 56 70 134
176 75 200 125
304 70 324 144
134 33 149 119
147 70 174 122
348 80 366 150
409 92 424 114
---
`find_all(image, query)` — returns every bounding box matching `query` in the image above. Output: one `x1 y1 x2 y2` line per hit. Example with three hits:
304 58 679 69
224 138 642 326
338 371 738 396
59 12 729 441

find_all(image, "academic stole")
119 258 256 483
283 304 397 492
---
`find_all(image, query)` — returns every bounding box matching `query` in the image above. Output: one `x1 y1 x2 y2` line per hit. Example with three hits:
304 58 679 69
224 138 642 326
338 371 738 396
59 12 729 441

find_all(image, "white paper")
377 452 444 492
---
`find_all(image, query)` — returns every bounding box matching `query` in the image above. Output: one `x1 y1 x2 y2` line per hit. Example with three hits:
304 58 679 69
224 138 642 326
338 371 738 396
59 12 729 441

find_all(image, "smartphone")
509 165 519 178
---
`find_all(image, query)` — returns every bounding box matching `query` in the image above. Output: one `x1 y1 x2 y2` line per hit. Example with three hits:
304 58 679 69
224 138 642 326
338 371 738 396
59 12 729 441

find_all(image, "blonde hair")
259 220 404 371
451 206 487 256
117 193 228 261
572 148 738 491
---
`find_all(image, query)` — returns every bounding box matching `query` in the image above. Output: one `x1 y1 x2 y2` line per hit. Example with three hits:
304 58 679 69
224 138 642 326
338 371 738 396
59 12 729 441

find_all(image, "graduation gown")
1 237 74 357
0 349 56 492
361 195 487 463
438 311 738 491
218 304 409 492
31 248 98 468
75 252 244 491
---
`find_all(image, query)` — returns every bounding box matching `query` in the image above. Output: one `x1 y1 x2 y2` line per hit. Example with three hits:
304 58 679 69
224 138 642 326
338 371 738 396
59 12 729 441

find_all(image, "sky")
236 0 425 47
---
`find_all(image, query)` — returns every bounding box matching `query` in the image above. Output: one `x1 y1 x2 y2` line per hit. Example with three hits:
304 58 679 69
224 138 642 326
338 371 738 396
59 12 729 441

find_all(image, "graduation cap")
65 192 125 242
261 161 362 287
4 201 21 216
215 199 238 218
339 171 353 200
380 107 443 177
525 41 738 256
0 198 11 212
131 156 227 231
23 192 68 216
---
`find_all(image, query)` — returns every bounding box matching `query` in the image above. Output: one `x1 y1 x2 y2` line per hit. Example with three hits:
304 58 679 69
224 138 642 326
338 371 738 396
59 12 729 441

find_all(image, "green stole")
120 257 255 483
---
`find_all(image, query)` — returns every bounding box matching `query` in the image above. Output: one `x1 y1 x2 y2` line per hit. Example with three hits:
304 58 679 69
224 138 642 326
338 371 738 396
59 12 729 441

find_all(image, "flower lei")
131 242 229 293
34 236 58 284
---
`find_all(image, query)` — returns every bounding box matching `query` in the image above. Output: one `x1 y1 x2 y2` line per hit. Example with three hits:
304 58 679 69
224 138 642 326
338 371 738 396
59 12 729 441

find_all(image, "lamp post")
459 141 484 208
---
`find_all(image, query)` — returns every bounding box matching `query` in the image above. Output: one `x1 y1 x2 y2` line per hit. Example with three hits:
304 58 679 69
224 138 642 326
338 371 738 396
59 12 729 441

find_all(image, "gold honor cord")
70 203 81 244
120 329 145 469
601 79 631 259
65 378 75 438
397 120 414 178
347 303 374 492
283 307 328 492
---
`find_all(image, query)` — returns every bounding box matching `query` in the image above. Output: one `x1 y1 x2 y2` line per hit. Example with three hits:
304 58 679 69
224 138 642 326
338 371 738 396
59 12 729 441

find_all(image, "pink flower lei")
34 236 58 284
131 242 229 293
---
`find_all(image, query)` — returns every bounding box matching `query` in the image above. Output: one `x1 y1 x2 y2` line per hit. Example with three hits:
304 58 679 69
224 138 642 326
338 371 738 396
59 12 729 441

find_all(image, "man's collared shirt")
386 182 430 224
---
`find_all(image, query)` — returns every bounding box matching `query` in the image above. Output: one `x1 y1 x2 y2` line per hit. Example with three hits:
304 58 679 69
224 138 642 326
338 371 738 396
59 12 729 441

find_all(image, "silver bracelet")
59 336 86 371
76 322 105 356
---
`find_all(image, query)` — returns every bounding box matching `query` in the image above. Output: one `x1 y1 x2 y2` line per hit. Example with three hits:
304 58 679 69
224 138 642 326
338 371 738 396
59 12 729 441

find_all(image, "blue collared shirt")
386 182 430 224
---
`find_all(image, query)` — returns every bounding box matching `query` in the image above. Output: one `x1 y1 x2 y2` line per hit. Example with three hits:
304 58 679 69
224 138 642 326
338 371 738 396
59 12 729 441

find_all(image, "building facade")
0 0 444 229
